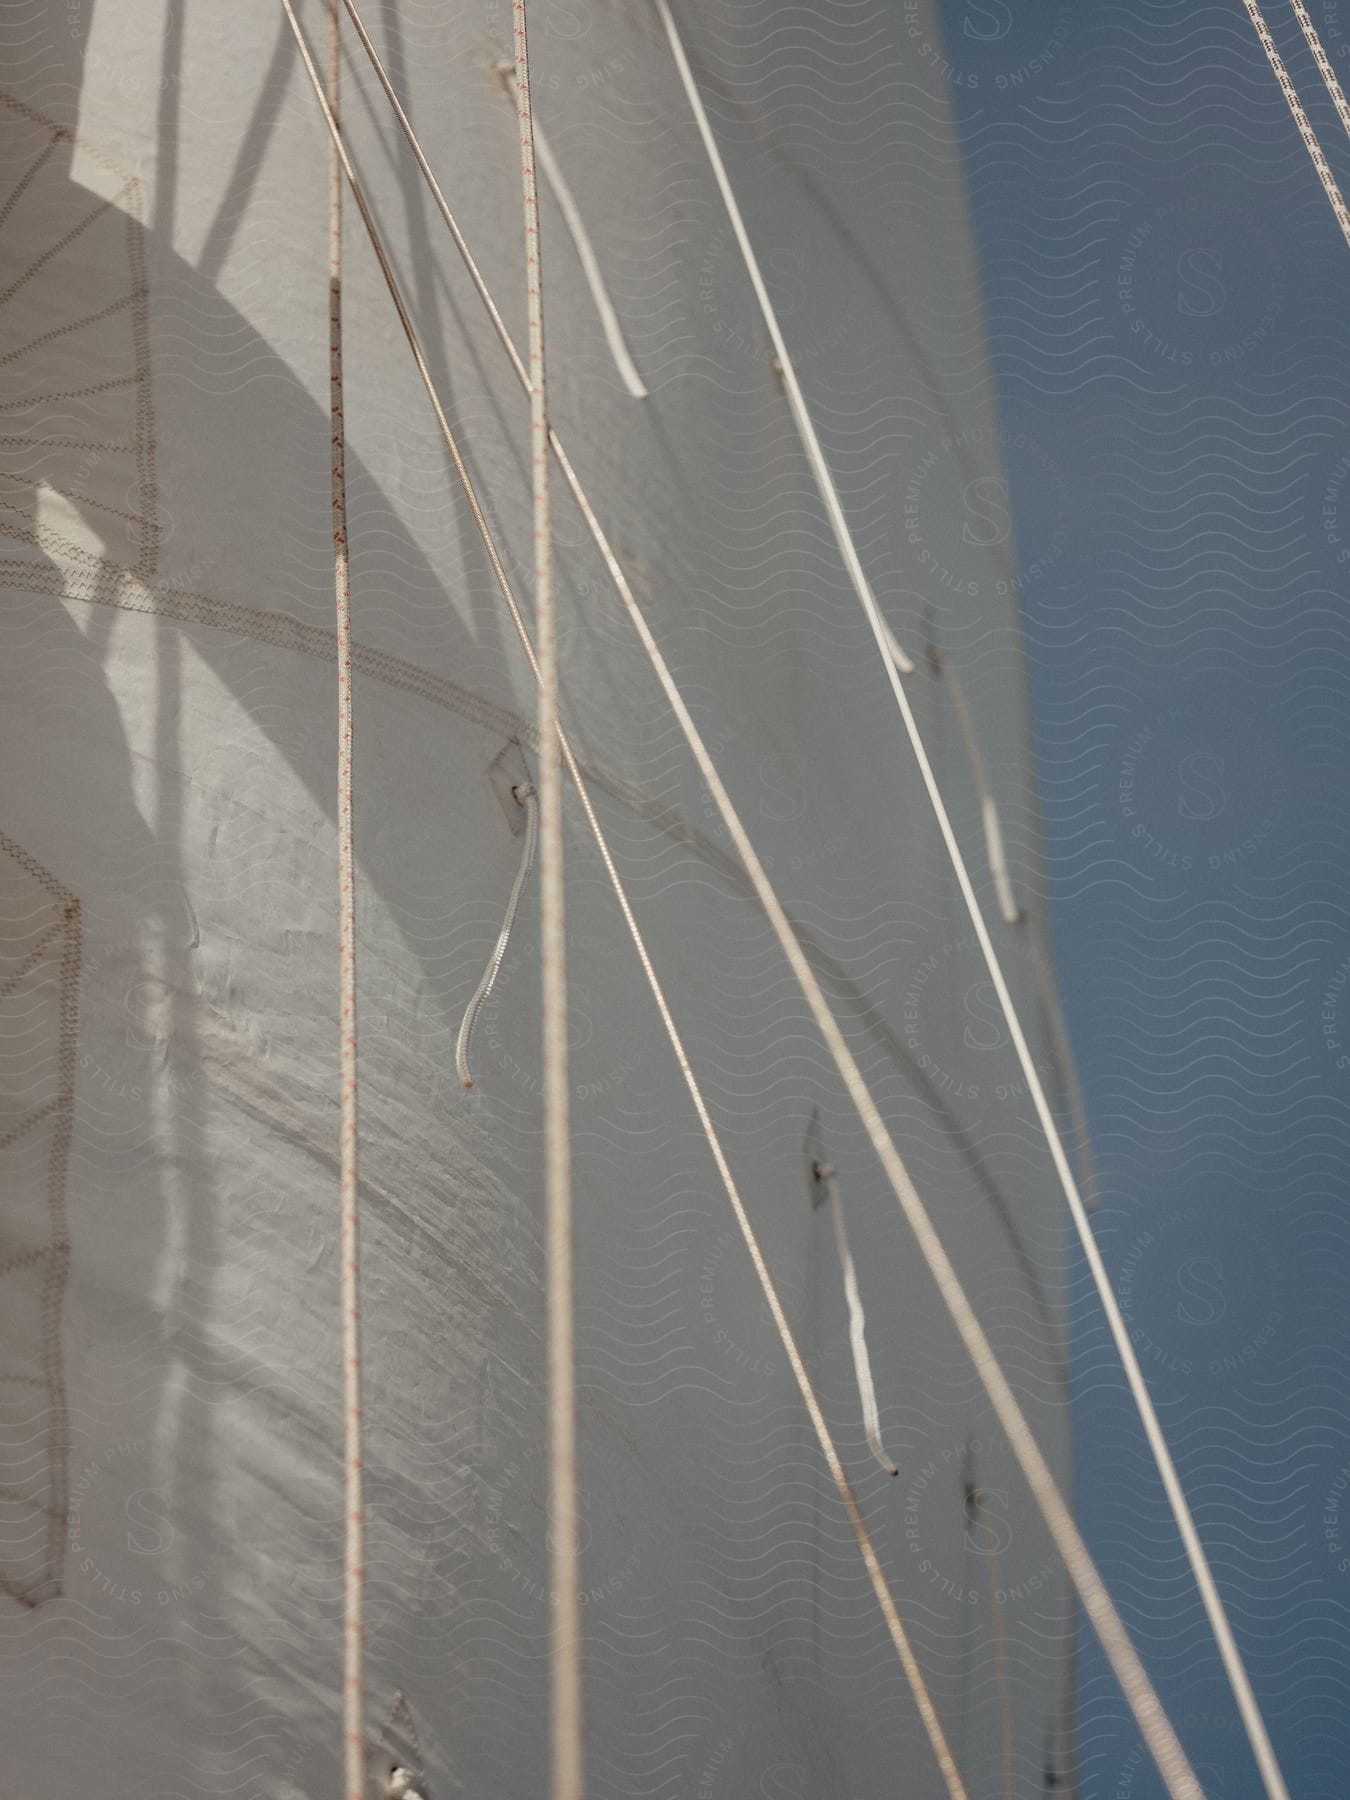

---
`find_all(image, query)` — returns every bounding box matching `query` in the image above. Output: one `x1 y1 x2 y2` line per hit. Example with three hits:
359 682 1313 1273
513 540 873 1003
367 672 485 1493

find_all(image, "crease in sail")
962 1457 1016 1800
278 17 968 1790
290 12 1199 1794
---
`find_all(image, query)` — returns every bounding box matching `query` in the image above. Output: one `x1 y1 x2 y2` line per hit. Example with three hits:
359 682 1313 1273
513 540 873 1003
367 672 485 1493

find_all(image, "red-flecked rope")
322 2 366 1794
512 9 583 1800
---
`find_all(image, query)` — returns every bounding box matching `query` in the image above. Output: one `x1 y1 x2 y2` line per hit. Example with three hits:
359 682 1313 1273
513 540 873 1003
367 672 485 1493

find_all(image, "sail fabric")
1 1 1074 1794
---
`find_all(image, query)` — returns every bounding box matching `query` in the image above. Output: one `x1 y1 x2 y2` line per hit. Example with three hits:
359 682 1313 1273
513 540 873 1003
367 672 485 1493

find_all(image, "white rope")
455 781 538 1088
664 8 1280 1793
1242 0 1350 248
815 1164 897 1477
1288 0 1350 137
511 12 582 1800
281 20 965 1790
500 68 648 400
319 2 365 1793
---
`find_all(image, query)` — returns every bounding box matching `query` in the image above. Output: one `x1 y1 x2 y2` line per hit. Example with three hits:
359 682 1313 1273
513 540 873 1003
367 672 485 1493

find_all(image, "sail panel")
0 2 1074 1794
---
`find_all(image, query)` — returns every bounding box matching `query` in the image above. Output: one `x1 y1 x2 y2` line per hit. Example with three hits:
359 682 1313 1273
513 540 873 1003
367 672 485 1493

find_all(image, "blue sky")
939 1 1350 1792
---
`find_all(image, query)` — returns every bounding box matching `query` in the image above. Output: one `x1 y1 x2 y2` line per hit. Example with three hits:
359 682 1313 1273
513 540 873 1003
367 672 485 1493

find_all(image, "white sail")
0 2 1078 1794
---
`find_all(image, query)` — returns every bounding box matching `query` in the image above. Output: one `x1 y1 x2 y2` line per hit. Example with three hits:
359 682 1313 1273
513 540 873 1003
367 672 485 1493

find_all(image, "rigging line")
814 1163 896 1477
511 11 583 1800
662 5 1278 1792
318 3 366 1796
456 782 538 1088
500 67 649 400
1288 0 1350 138
1240 0 1350 249
651 0 914 674
277 20 965 1792
326 12 1195 1790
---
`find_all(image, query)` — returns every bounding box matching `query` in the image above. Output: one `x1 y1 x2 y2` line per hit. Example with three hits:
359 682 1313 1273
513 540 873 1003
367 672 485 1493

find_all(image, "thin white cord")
501 68 648 400
815 1164 897 1477
456 782 538 1087
978 798 1018 927
511 10 582 1800
281 20 965 1789
886 626 1020 925
319 2 366 1794
1288 1 1350 136
1242 0 1350 248
665 7 1279 1792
